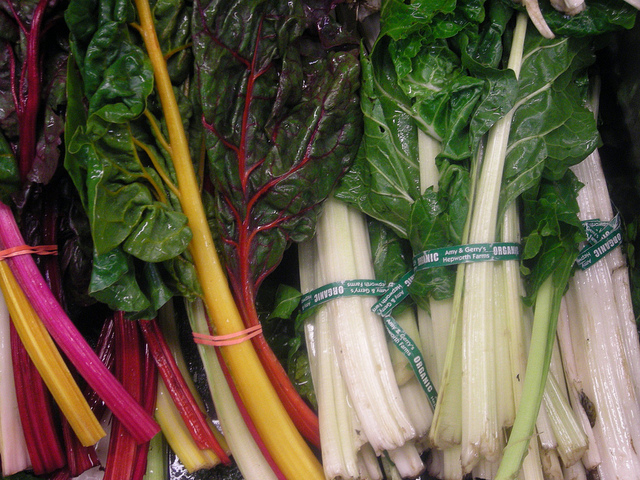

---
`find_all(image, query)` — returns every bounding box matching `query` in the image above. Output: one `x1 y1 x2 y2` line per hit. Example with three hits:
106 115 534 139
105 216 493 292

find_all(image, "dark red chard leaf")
193 0 361 301
0 0 68 187
192 0 361 445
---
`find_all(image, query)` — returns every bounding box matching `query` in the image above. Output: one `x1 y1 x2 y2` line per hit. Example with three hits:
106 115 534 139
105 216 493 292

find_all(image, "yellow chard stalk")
131 1 324 478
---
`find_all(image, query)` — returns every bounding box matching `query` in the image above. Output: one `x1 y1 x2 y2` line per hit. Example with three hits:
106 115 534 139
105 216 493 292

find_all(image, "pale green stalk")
428 277 464 449
495 274 556 480
143 434 167 480
542 327 587 468
493 262 516 428
519 436 545 480
186 299 279 480
535 403 557 452
499 204 527 418
443 446 463 480
541 372 587 467
422 131 465 451
387 441 425 478
500 202 545 480
556 298 601 471
416 129 453 395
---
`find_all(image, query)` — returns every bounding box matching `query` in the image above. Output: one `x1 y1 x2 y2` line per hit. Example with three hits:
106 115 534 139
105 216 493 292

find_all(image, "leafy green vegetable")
538 0 637 35
336 0 516 306
520 171 586 304
64 0 200 319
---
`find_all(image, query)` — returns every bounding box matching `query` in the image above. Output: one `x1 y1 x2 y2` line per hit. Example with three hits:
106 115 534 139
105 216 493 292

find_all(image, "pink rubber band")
0 244 58 260
192 324 263 347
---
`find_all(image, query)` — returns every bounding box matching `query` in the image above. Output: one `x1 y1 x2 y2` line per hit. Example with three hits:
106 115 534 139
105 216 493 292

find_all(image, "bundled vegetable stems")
129 0 326 478
430 14 529 473
329 0 639 475
557 144 640 478
299 195 431 479
1 0 640 478
0 289 31 476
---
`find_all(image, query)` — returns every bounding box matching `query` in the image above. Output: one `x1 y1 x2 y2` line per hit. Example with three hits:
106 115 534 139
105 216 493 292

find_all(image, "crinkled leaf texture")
520 171 586 305
499 27 599 224
335 46 420 239
336 1 516 238
65 0 200 319
193 0 362 299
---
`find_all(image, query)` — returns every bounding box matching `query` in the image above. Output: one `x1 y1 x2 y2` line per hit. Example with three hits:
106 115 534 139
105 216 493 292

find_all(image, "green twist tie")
413 242 520 271
576 215 623 270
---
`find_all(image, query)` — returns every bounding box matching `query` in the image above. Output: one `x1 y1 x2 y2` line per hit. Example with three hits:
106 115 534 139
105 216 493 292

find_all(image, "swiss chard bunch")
192 0 363 445
336 0 518 305
64 0 200 319
193 0 362 312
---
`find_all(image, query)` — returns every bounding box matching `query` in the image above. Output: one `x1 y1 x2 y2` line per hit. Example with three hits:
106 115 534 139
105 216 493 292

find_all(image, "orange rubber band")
192 324 263 347
0 244 58 260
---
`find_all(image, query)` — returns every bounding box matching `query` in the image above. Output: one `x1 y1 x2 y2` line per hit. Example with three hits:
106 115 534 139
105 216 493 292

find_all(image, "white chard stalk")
556 298 601 473
556 144 640 480
458 12 527 470
299 195 419 474
417 124 463 479
0 290 31 475
299 240 366 480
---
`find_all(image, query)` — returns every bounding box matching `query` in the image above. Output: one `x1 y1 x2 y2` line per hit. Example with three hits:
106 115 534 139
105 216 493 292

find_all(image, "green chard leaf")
539 0 637 36
520 170 586 306
499 26 599 224
65 0 200 318
192 0 362 307
369 217 414 285
335 46 420 238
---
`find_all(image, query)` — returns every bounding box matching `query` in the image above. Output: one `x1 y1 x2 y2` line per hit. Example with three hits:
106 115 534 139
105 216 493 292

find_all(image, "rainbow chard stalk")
20 181 101 478
139 317 230 465
192 0 362 445
1 0 68 188
3 0 48 182
103 312 154 480
10 322 65 475
64 0 342 476
0 202 160 442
